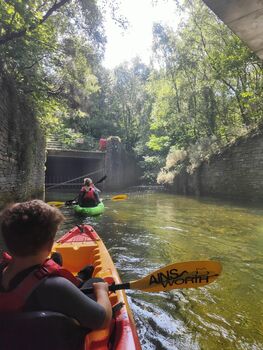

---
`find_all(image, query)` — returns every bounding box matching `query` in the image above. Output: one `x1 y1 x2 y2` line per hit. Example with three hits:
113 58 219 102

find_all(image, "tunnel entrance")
45 149 105 191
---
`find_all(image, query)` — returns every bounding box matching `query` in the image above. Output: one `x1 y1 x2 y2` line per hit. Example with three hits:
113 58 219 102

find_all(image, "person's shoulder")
39 276 80 294
36 276 87 301
41 276 73 287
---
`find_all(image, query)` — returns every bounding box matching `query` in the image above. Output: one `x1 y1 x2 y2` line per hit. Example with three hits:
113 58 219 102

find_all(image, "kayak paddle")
47 201 76 208
48 194 128 208
103 194 128 202
82 260 222 293
47 175 107 208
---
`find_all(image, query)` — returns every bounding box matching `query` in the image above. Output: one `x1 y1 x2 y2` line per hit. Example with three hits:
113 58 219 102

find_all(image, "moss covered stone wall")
171 130 263 202
0 72 45 207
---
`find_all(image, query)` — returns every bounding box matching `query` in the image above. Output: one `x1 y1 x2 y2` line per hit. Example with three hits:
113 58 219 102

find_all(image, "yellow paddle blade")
111 194 128 201
47 201 64 208
130 261 222 292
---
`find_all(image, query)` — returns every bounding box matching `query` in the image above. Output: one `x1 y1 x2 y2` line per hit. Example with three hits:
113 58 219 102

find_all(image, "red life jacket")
0 254 80 313
82 186 96 201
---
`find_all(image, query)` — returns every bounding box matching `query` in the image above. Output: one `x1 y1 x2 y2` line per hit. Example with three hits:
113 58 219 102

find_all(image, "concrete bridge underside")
45 149 105 190
204 0 263 60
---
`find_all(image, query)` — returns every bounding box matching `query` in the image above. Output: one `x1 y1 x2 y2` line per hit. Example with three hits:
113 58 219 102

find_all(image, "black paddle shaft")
95 175 107 184
81 282 131 294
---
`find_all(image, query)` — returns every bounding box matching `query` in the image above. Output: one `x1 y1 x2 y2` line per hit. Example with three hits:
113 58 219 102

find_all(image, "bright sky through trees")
102 0 180 68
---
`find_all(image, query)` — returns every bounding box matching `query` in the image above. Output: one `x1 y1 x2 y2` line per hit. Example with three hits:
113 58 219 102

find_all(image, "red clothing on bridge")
99 138 107 151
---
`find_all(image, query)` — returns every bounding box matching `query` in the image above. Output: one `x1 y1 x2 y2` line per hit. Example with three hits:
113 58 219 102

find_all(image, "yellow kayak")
53 224 141 350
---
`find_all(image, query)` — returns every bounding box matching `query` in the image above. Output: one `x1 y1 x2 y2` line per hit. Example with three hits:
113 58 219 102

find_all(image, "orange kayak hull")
53 225 141 350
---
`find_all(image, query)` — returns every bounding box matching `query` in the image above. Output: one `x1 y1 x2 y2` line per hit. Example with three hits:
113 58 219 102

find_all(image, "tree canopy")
1 0 262 183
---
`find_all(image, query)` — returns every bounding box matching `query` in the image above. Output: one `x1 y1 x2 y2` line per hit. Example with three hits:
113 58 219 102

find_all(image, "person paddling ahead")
78 178 101 208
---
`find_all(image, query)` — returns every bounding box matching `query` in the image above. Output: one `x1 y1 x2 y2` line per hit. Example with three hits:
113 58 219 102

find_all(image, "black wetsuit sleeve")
27 277 106 329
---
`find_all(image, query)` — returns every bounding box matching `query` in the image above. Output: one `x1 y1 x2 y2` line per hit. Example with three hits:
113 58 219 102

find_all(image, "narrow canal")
2 191 263 349
53 191 263 350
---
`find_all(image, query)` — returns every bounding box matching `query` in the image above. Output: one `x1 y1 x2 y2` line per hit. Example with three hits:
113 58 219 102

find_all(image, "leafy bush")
165 146 187 168
157 135 230 184
146 134 170 151
157 169 177 184
157 147 186 185
186 136 223 173
139 155 165 184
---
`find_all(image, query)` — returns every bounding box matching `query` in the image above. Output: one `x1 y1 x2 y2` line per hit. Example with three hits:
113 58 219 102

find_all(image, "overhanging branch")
0 0 71 45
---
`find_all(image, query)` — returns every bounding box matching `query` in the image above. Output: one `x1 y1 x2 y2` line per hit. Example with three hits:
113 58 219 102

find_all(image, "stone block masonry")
172 130 263 202
0 71 46 208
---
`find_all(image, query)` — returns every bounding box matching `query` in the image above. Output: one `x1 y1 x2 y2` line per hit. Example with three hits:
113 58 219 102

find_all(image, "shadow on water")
2 191 263 349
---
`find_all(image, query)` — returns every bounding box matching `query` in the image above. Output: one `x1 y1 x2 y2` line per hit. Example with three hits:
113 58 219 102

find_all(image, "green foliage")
71 58 152 152
186 135 223 174
0 0 106 134
149 1 263 147
165 146 187 169
109 59 151 151
1 0 263 186
139 155 165 185
148 1 263 185
146 135 170 152
157 147 187 185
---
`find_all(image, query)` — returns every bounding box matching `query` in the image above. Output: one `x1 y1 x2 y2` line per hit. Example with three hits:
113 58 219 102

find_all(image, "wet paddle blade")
111 194 128 201
83 260 222 294
47 201 64 208
129 260 222 292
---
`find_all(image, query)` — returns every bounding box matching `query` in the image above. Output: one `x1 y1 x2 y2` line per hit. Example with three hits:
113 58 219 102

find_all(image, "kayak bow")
73 202 105 216
53 225 141 350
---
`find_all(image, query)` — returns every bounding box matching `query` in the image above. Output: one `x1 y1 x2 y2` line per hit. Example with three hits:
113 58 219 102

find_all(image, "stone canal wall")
0 72 45 208
171 129 263 202
105 137 141 190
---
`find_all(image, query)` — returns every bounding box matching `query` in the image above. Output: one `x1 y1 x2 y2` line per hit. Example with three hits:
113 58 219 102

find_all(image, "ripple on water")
54 192 263 350
159 226 186 232
128 295 200 350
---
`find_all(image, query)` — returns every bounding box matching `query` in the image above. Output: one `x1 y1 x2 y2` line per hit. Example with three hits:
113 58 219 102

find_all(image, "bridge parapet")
45 137 140 192
47 149 105 160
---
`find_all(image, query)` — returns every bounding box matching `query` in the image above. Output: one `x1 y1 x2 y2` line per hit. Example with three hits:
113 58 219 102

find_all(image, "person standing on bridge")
98 137 107 151
78 178 101 208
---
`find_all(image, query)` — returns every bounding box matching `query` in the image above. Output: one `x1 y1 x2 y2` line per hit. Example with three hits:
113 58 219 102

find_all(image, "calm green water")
54 191 263 350
3 192 263 349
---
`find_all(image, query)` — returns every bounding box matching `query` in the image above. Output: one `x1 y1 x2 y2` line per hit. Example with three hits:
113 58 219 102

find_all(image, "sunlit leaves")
148 0 263 158
147 135 170 151
0 0 106 136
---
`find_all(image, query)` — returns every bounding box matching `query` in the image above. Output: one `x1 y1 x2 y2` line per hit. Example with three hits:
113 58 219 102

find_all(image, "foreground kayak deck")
53 225 141 350
73 202 105 216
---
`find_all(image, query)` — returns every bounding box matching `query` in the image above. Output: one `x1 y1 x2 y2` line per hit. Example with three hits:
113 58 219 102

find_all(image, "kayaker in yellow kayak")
78 178 101 208
0 200 112 329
